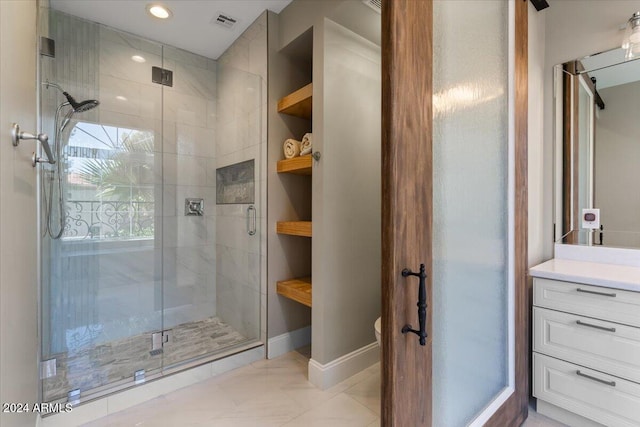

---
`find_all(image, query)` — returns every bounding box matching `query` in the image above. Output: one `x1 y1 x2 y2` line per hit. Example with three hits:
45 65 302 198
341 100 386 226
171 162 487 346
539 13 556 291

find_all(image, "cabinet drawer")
534 307 640 383
534 278 640 327
533 353 640 427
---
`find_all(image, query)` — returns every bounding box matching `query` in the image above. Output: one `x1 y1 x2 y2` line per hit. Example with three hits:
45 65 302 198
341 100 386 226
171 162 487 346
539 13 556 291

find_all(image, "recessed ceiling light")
131 55 146 63
116 96 128 101
147 4 172 19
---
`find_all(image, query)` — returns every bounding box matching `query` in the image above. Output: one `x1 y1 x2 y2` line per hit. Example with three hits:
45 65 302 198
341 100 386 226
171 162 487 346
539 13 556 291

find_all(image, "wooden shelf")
277 221 312 237
277 155 312 175
277 277 312 307
277 83 312 119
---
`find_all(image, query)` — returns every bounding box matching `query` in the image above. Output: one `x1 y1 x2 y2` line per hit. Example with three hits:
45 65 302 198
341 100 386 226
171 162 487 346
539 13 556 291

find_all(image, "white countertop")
529 258 640 293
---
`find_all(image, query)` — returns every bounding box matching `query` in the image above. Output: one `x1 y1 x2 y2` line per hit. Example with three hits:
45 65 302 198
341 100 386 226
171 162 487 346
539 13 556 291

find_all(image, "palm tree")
75 129 156 238
77 130 155 201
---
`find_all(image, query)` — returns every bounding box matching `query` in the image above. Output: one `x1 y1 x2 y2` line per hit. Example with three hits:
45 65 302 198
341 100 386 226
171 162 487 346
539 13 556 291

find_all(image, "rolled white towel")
300 133 312 156
283 138 301 159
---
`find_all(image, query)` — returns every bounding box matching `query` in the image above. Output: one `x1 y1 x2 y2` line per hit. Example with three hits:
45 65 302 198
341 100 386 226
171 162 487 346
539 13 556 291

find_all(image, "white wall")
312 18 381 365
0 1 40 426
278 0 380 50
538 1 639 260
528 1 548 266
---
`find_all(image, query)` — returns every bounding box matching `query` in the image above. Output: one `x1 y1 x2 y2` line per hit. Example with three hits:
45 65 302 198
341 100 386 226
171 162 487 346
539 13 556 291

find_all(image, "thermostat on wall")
582 208 600 230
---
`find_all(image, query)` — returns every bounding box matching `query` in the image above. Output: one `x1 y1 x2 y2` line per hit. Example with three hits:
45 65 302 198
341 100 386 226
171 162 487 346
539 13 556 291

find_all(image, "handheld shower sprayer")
44 81 100 113
44 81 101 148
38 81 101 239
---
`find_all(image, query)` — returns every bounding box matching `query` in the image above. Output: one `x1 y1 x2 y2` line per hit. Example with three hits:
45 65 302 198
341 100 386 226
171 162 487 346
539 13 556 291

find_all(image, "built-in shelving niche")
276 83 313 306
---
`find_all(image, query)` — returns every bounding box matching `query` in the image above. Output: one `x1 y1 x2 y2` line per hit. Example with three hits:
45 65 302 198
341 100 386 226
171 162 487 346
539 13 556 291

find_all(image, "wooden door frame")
381 0 529 425
381 0 433 425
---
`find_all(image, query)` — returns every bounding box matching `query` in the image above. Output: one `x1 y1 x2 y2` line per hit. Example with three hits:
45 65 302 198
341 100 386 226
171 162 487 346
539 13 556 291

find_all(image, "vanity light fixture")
131 55 146 63
146 4 172 20
622 11 640 60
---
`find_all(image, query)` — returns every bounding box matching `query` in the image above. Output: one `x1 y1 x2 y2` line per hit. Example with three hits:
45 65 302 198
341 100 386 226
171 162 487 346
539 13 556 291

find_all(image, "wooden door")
381 0 529 425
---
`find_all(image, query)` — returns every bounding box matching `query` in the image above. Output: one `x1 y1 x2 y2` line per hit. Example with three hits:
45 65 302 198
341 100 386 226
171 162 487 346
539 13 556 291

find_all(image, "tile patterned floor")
44 317 251 402
83 348 566 427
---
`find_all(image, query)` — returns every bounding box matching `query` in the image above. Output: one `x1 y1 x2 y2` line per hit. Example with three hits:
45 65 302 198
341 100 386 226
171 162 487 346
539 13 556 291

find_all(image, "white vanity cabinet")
530 260 640 427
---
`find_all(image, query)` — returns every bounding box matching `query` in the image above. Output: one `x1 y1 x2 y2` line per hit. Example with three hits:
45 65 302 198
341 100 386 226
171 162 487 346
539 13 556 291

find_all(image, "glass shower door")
159 55 263 368
39 9 165 402
39 6 264 403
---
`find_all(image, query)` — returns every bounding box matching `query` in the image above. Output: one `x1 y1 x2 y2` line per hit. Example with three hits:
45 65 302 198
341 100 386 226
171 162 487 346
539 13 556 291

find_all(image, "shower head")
64 93 100 113
44 81 100 113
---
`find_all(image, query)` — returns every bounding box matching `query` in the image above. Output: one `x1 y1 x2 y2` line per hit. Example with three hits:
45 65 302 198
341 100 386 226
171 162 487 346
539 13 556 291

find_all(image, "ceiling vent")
211 12 239 29
362 0 381 14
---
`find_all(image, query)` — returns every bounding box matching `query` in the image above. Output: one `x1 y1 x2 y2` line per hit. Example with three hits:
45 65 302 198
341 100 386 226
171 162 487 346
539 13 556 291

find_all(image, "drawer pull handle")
576 370 616 387
576 320 616 333
576 288 617 298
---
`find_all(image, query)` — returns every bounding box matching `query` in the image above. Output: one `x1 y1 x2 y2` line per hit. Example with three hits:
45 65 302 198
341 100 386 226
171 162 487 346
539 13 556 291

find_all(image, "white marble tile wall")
215 12 268 343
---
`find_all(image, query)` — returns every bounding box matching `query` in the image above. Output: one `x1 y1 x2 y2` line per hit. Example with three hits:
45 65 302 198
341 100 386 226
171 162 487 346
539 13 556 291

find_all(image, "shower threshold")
42 317 259 404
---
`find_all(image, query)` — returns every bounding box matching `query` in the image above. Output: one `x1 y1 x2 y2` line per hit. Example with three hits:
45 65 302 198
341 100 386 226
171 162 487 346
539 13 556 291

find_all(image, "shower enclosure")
38 8 264 403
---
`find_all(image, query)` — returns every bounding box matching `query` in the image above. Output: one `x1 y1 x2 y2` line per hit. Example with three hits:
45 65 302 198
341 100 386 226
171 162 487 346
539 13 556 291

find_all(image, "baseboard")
267 326 311 359
308 342 379 390
536 399 605 427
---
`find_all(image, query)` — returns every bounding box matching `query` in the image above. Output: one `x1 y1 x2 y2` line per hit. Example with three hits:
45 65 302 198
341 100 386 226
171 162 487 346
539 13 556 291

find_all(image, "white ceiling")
50 0 292 59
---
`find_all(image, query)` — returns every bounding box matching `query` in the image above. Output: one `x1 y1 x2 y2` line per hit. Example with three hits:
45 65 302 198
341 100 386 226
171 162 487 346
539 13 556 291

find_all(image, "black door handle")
401 263 427 346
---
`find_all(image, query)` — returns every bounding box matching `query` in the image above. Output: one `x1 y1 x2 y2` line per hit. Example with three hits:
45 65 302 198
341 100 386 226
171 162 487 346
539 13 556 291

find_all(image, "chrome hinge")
151 330 172 352
68 389 80 406
134 369 146 385
40 359 57 379
152 66 173 87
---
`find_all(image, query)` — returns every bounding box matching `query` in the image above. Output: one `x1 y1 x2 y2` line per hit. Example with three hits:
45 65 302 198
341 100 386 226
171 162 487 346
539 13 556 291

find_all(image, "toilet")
374 317 382 347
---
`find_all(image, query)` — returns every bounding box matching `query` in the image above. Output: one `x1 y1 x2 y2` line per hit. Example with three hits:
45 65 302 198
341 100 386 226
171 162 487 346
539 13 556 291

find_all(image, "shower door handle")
401 263 428 346
247 205 256 236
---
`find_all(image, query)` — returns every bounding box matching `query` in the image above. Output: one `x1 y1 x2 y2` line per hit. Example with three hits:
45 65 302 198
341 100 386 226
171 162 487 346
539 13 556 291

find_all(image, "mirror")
555 47 640 248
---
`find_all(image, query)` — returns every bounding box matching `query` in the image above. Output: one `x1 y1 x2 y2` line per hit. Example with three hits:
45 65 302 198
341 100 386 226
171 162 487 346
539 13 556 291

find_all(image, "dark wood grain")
381 0 433 425
486 0 529 425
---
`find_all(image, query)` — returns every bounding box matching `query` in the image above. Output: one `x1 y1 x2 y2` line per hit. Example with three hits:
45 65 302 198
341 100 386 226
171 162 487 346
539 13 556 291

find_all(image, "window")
63 122 156 240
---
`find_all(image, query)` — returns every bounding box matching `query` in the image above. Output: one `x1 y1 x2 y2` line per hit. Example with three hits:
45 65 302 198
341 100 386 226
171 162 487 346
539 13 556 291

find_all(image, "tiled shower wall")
215 12 268 343
41 8 266 359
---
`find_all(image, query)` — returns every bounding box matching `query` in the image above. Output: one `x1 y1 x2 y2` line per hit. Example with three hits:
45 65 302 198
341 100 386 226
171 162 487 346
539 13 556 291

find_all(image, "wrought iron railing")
63 200 155 240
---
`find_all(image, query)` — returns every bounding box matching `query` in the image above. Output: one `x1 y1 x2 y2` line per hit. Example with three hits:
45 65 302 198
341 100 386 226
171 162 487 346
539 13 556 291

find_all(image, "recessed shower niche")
216 159 255 204
37 6 265 404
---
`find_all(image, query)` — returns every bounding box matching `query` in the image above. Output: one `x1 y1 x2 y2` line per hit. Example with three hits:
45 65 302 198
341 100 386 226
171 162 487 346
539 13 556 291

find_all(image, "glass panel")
38 5 264 403
160 55 263 367
39 9 164 401
431 1 510 426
